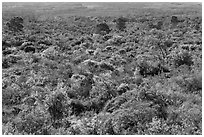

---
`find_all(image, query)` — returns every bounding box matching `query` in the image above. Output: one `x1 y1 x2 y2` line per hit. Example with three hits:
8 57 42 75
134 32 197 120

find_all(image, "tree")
94 23 111 35
115 17 127 31
6 16 24 32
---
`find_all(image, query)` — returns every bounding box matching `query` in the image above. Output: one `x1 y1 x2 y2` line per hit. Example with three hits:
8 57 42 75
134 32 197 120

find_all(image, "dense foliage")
2 4 202 135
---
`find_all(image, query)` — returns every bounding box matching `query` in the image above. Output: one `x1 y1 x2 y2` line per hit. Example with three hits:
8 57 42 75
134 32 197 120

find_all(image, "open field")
2 2 202 135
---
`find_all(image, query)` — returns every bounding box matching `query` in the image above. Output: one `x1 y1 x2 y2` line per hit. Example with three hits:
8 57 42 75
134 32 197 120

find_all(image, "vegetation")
2 2 202 135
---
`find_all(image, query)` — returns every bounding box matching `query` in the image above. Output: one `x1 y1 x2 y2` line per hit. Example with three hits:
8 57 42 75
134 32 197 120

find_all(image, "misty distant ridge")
2 2 201 17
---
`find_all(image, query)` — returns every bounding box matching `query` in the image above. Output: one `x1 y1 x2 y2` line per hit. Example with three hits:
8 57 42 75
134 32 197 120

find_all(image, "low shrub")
94 23 111 35
115 17 127 31
174 72 202 94
137 60 169 77
102 107 158 135
46 90 68 121
173 51 193 67
6 16 24 32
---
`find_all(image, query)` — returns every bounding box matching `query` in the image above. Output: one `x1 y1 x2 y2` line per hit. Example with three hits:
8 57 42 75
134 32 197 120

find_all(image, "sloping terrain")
2 2 202 135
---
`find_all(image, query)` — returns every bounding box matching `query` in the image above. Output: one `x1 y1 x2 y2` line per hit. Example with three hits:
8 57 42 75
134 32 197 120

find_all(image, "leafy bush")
137 60 169 77
174 72 202 93
69 73 94 98
12 104 49 135
115 17 127 31
2 87 22 105
94 23 111 35
166 100 202 134
149 21 163 30
41 46 60 60
46 90 68 121
2 55 23 69
171 16 179 24
103 95 128 113
102 107 158 134
6 16 24 32
173 51 194 67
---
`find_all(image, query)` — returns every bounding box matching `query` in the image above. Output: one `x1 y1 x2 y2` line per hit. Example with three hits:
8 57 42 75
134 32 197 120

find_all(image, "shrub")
99 62 115 72
102 107 158 135
3 48 17 56
46 90 68 121
2 57 11 69
116 83 130 95
6 16 24 32
174 72 202 93
13 106 49 135
20 41 34 50
146 117 170 135
2 122 17 135
80 59 100 73
24 46 36 53
68 99 86 116
103 95 128 113
2 87 22 105
41 46 60 60
2 40 12 50
2 55 23 69
86 80 118 113
137 60 169 77
94 23 111 35
164 39 174 48
70 73 94 98
173 51 193 67
166 100 202 135
138 89 169 120
85 97 108 114
57 62 74 80
90 112 112 134
149 21 163 30
171 16 179 24
115 17 127 31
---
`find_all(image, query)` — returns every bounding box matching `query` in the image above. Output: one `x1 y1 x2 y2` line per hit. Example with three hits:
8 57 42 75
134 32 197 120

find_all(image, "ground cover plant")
2 2 202 135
